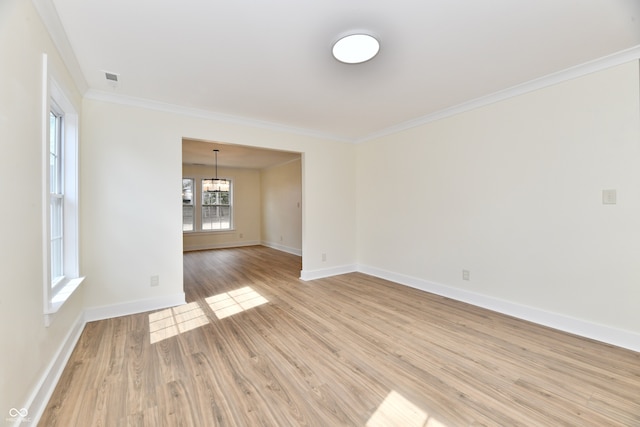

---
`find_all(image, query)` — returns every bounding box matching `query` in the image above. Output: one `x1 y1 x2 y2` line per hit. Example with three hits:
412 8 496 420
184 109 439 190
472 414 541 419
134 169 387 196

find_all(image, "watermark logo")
6 408 31 424
8 408 28 418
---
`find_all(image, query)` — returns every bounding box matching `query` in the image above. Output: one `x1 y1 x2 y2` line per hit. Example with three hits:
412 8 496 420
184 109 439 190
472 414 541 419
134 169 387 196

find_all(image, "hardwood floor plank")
39 246 640 426
587 390 640 425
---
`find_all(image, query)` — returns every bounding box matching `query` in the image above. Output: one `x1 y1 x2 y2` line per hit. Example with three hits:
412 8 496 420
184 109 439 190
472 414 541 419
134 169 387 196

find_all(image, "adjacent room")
2 0 639 425
180 139 302 255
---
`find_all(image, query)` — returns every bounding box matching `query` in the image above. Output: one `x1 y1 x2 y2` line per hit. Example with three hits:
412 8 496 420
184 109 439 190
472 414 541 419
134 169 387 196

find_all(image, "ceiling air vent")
105 72 119 82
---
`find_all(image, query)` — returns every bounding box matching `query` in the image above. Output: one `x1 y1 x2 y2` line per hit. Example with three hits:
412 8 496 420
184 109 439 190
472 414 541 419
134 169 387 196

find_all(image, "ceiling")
39 0 640 144
182 139 300 169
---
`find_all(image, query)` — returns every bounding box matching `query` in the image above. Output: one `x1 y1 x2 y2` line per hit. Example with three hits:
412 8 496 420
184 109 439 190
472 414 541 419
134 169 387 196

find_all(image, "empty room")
1 0 639 425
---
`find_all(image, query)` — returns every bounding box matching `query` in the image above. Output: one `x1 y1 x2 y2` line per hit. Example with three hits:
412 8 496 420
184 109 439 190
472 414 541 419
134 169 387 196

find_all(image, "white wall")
0 0 85 419
182 163 262 251
80 102 185 309
356 61 640 344
261 159 303 255
81 99 357 308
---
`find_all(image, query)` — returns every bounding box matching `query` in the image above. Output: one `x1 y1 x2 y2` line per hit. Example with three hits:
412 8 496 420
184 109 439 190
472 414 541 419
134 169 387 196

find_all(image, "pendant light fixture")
203 149 230 192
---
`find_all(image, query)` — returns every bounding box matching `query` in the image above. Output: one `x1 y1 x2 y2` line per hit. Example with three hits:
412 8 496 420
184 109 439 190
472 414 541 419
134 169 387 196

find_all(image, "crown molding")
32 0 89 94
357 44 640 143
84 89 353 143
30 1 640 146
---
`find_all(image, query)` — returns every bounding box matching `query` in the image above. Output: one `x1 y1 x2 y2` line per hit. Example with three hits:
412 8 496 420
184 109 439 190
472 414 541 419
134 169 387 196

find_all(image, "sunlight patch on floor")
206 286 268 320
148 302 209 344
367 390 447 427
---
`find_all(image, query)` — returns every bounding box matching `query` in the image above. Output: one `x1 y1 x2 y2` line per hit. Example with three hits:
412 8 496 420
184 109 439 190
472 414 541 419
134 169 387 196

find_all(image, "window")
181 177 232 232
42 60 83 325
202 178 231 230
182 178 194 231
49 109 64 283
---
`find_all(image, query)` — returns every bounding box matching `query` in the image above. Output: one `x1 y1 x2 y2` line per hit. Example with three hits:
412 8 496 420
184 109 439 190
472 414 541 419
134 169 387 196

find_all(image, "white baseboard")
261 241 302 256
20 312 86 427
300 264 357 281
84 292 186 322
358 264 640 353
183 240 260 252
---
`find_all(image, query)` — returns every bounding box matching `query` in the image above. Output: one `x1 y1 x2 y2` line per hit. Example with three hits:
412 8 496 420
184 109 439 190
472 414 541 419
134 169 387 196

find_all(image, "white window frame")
181 175 234 233
49 107 64 286
42 54 84 326
201 178 233 231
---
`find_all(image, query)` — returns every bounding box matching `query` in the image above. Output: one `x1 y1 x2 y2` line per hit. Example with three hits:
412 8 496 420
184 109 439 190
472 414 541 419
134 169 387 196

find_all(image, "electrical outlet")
239 233 243 238
150 275 159 287
322 253 327 262
462 270 470 281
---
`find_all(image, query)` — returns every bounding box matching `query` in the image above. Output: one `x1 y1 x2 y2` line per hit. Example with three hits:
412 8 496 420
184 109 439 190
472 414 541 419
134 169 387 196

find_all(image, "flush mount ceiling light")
332 33 380 64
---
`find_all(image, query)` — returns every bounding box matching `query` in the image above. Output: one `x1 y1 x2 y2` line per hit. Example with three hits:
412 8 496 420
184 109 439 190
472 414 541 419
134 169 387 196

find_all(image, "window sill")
44 276 85 326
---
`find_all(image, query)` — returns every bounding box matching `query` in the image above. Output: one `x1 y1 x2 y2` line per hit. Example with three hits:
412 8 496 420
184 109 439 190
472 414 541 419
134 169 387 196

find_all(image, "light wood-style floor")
40 246 640 426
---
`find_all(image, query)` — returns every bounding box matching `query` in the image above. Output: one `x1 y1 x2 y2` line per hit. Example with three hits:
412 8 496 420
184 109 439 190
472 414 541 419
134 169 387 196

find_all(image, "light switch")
602 189 617 205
